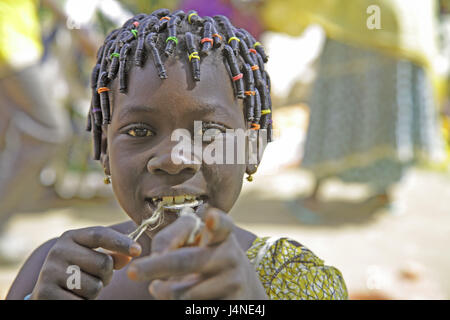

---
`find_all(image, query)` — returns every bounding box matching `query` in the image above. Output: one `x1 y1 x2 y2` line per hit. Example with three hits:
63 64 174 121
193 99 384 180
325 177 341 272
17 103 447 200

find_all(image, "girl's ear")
100 125 110 175
245 129 268 176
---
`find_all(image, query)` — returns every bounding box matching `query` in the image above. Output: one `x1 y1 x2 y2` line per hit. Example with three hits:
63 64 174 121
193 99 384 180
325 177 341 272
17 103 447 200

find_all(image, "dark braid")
185 32 201 81
214 15 239 55
164 14 180 57
145 32 167 79
223 45 245 99
118 43 131 93
87 9 273 160
200 21 213 55
204 16 222 49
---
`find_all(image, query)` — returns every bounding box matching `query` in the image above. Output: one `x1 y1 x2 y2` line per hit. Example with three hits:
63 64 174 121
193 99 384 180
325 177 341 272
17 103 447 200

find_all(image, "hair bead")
97 87 110 94
186 32 201 81
188 11 199 24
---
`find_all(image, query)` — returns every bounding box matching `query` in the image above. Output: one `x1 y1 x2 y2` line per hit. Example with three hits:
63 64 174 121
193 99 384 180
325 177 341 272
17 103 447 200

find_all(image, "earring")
103 175 111 185
103 167 111 184
246 164 258 182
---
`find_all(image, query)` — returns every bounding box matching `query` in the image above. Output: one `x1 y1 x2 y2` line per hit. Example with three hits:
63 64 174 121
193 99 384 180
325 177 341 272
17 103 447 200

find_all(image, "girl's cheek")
203 163 244 212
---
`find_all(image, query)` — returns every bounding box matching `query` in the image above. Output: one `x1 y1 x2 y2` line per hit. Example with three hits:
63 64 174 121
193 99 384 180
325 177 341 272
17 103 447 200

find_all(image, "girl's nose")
147 152 201 175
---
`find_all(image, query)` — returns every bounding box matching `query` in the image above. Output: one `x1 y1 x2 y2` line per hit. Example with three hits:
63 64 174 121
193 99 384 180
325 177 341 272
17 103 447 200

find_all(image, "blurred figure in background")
0 0 72 235
257 0 447 216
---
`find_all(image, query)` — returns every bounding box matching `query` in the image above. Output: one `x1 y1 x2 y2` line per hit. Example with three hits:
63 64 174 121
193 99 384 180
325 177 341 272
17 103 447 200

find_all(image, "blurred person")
254 0 447 216
0 0 71 234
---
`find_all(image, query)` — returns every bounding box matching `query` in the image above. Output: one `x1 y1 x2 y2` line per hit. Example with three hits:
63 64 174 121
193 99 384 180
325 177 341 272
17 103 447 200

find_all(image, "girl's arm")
6 238 57 300
6 226 141 300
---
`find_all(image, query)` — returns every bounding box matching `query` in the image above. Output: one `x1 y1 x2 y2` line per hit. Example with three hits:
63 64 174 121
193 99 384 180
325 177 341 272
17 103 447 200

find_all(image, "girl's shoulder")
245 236 349 300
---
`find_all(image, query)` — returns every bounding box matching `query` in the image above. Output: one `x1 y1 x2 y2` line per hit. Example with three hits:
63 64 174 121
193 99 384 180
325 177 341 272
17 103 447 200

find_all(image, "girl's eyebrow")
119 103 221 118
119 105 157 118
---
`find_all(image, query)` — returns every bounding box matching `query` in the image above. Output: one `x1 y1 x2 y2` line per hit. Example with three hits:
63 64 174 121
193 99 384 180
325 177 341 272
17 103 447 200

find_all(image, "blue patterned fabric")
301 39 444 193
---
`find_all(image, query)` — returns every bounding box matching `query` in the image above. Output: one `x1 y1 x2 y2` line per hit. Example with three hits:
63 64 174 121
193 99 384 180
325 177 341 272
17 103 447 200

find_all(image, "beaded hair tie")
232 73 243 81
201 37 213 45
97 87 110 94
188 12 198 24
189 51 200 62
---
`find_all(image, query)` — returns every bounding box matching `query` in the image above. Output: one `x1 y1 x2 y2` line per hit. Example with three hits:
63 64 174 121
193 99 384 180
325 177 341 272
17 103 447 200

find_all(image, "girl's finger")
202 208 234 246
179 270 238 300
110 252 133 270
127 246 211 281
66 244 114 286
32 285 83 300
96 248 133 270
151 214 201 254
65 226 141 257
149 274 202 299
61 270 104 300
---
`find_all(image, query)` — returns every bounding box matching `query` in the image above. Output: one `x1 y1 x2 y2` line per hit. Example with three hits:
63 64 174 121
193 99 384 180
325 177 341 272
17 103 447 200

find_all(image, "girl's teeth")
151 195 201 205
161 196 173 205
174 196 185 204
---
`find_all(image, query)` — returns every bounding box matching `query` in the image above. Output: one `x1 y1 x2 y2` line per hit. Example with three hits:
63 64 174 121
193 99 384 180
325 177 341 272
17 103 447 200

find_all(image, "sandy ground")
0 166 449 300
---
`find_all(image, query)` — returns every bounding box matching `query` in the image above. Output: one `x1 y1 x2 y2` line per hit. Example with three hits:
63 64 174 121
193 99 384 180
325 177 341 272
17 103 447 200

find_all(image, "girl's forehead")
113 57 244 122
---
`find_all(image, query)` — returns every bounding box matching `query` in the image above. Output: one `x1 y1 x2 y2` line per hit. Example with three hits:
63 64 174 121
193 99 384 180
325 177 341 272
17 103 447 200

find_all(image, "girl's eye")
126 127 153 137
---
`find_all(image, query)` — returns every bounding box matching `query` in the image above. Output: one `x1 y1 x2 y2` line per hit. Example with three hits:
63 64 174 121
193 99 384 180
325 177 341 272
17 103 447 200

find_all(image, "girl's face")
101 55 248 230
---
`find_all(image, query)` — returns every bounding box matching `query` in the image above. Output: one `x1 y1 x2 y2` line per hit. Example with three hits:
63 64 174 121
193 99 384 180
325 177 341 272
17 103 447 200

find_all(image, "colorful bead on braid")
201 38 213 45
212 33 222 41
251 65 259 71
228 36 240 44
131 29 138 38
166 36 179 45
261 109 271 115
188 12 198 24
245 91 256 96
249 49 257 54
251 123 260 130
189 51 200 62
110 52 120 59
232 73 243 81
160 16 170 21
97 87 110 94
254 42 263 48
133 21 139 28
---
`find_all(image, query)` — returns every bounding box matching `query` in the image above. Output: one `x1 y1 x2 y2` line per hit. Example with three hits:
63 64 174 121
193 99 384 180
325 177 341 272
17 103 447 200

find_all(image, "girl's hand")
31 226 141 299
127 208 268 300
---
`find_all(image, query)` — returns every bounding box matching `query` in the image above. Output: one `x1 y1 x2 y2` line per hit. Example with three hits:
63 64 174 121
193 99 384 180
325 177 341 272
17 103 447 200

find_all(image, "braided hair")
86 9 273 160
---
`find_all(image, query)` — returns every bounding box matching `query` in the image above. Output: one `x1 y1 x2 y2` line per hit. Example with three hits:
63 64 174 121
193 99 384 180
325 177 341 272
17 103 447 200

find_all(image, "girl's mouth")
145 195 208 214
128 195 208 242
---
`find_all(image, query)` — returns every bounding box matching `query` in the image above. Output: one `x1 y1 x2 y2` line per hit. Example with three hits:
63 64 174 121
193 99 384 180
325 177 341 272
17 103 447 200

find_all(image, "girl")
7 9 347 300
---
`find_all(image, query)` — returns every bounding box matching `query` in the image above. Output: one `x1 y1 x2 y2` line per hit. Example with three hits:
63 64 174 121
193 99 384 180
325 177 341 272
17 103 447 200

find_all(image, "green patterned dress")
246 236 348 300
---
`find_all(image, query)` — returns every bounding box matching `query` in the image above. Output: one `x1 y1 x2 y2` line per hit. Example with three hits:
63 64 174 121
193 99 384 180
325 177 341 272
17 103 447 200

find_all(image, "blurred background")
1 0 450 299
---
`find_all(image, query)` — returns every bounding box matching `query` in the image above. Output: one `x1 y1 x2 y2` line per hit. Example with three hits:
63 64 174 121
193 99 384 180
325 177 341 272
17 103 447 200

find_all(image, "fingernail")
129 243 142 257
205 213 216 230
127 265 138 280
